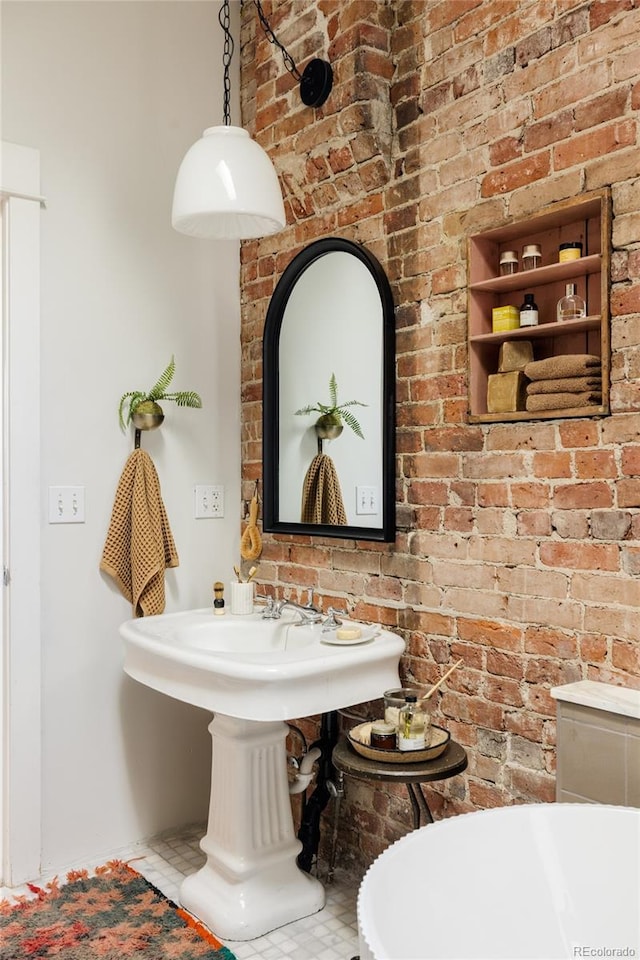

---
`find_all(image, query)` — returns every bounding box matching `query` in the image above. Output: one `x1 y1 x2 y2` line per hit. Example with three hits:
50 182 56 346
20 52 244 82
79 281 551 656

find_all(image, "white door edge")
1 140 42 886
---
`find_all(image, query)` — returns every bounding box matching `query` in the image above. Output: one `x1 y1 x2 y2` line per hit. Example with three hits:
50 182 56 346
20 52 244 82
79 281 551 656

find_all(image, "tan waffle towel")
301 453 347 525
527 376 602 395
526 392 602 412
100 449 179 617
524 354 601 381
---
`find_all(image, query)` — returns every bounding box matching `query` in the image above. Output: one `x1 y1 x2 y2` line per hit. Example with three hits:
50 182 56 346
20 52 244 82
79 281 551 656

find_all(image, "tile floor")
0 823 361 960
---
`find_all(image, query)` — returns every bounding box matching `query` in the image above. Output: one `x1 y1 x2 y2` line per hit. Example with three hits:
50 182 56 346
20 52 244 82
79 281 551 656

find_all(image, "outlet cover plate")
194 484 224 519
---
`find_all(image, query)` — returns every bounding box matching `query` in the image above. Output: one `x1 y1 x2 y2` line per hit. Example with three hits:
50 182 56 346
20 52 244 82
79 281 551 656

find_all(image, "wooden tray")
347 722 450 764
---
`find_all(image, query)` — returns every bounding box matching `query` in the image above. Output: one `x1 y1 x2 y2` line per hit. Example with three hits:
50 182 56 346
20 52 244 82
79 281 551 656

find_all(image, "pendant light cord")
254 0 302 81
219 0 233 125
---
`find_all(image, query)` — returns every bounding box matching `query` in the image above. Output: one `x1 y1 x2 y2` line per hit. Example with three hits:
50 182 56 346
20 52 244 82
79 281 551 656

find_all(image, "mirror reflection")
263 237 395 542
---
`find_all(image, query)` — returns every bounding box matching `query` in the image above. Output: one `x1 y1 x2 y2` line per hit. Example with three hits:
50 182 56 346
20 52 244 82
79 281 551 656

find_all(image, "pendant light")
172 0 333 241
172 0 286 240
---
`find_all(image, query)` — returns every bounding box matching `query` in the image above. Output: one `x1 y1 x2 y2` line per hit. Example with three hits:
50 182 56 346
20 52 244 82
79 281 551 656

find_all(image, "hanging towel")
526 391 602 412
526 375 602 395
524 354 601 381
100 449 179 617
301 453 347 525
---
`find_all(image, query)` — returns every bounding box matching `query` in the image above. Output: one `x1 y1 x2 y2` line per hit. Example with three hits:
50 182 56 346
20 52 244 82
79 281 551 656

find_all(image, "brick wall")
240 0 640 871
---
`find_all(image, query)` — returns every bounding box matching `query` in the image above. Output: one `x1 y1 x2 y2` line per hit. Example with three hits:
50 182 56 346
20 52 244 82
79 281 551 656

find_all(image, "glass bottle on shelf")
557 283 586 322
519 293 539 327
397 694 426 751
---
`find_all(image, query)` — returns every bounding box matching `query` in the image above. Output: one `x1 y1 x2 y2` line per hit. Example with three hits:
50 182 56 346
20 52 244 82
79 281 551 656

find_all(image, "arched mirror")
263 237 395 542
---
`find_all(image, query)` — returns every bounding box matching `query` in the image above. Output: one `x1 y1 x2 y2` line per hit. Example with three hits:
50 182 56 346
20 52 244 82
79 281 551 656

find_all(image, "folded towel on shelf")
526 376 602 395
100 448 179 617
526 392 602 412
524 354 601 381
301 452 347 525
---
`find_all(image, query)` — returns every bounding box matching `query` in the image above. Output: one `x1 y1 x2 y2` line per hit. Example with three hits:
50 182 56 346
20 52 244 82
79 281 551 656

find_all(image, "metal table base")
332 737 468 830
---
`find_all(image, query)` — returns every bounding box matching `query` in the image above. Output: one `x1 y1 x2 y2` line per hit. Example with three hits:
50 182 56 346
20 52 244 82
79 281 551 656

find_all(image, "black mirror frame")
262 237 396 543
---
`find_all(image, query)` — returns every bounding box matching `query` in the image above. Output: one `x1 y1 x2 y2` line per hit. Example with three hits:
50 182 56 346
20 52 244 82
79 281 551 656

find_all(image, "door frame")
1 140 42 885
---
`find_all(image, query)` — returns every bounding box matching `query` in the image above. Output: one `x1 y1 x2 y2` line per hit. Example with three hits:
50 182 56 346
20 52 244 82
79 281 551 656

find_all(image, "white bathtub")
358 803 640 960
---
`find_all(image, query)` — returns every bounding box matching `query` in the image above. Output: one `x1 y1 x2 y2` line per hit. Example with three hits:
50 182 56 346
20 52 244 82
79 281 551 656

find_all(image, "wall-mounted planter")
314 416 343 440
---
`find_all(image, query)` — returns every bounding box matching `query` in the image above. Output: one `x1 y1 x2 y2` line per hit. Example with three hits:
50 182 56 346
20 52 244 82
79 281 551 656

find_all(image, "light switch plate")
48 486 85 524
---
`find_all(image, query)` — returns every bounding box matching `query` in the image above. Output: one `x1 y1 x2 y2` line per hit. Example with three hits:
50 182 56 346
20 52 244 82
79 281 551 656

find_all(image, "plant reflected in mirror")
295 372 367 439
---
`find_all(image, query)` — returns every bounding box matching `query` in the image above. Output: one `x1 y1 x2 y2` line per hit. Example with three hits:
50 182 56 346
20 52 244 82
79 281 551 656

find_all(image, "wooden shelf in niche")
467 189 611 423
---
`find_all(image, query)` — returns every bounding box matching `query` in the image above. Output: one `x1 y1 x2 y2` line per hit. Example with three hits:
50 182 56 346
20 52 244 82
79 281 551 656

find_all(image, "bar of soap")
336 626 362 641
498 340 534 372
487 371 527 413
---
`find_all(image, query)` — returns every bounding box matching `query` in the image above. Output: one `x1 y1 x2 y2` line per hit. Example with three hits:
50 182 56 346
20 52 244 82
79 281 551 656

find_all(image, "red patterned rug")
0 860 237 959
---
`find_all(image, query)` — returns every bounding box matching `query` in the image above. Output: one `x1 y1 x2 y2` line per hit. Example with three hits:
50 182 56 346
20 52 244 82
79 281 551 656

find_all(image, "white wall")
2 0 241 872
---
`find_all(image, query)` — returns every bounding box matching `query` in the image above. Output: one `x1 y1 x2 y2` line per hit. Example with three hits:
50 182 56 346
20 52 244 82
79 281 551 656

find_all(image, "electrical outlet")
356 485 378 515
194 484 224 519
48 486 85 524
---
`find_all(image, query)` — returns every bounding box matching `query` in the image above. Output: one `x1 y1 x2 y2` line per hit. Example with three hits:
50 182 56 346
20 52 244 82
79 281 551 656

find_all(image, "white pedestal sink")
121 608 404 941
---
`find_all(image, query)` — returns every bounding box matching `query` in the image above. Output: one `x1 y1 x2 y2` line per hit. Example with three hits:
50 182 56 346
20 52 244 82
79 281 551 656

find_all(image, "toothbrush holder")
230 581 254 616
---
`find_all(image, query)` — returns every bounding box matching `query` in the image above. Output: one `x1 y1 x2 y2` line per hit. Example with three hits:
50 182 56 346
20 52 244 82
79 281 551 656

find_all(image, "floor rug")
0 860 237 959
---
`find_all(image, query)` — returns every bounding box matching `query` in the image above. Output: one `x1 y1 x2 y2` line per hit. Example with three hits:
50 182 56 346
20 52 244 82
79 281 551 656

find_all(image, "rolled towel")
527 376 602 395
524 354 601 381
526 392 602 412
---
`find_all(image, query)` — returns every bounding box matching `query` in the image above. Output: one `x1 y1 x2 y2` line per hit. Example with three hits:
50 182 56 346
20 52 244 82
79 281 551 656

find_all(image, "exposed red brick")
574 450 617 479
239 0 640 873
532 452 572 478
580 634 609 663
554 119 637 170
590 1 634 31
618 479 640 507
509 767 555 804
558 421 600 448
552 482 613 509
523 110 575 152
481 152 551 197
540 541 619 571
611 281 640 316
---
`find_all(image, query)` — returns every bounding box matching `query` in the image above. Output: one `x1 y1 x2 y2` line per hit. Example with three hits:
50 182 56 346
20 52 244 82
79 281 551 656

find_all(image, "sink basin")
121 606 404 941
121 607 405 721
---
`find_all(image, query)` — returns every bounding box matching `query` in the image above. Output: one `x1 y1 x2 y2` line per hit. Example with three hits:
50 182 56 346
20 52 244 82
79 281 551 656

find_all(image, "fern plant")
295 372 367 439
118 356 202 430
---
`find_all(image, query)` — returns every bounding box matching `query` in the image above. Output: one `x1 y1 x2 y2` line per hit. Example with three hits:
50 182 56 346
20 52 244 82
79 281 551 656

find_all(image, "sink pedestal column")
180 713 325 942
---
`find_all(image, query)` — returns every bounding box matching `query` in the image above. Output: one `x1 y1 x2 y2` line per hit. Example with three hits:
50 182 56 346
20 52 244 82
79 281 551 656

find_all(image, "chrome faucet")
260 593 322 624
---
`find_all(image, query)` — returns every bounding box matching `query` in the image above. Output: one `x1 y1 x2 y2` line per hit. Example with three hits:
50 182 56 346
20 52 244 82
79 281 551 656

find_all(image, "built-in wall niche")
467 188 611 423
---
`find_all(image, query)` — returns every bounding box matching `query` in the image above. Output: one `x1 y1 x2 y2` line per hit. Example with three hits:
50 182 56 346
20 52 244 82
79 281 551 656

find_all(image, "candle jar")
383 687 423 728
559 242 583 262
522 244 541 271
370 721 397 750
499 250 519 276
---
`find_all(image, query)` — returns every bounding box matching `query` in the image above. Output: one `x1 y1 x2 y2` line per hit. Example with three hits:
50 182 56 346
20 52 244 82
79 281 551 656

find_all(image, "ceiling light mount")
254 0 333 108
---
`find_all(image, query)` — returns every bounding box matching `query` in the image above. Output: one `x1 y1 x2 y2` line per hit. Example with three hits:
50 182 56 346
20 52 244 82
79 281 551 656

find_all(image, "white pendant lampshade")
172 125 286 240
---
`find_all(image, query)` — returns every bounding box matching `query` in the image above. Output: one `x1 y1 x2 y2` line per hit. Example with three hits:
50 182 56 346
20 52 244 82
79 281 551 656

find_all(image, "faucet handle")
255 595 277 618
322 606 347 632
